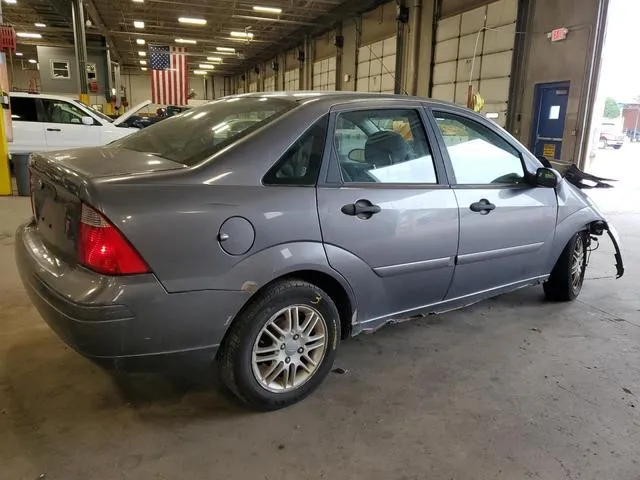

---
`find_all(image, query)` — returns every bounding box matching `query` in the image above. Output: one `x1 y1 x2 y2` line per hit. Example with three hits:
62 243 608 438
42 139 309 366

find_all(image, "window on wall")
356 36 397 94
312 57 336 91
284 68 299 91
264 76 275 92
50 59 71 79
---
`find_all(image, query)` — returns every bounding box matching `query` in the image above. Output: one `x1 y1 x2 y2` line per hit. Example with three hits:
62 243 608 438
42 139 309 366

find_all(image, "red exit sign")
550 27 569 42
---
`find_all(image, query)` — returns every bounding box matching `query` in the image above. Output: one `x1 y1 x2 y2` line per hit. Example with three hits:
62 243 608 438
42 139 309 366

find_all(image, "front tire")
613 144 623 150
217 279 340 410
543 232 588 301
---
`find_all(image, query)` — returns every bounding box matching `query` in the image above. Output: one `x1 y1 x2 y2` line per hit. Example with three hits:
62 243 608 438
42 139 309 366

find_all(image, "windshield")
113 97 296 166
86 104 114 123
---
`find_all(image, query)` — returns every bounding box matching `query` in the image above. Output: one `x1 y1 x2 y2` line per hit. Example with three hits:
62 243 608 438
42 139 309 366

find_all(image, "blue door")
531 82 570 161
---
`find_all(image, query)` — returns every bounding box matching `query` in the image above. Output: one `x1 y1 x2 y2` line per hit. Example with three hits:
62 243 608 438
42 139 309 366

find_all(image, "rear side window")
263 116 328 186
114 97 296 167
10 97 38 122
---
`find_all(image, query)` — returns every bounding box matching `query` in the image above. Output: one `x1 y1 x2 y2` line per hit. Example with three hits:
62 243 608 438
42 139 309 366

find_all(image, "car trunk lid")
28 149 185 263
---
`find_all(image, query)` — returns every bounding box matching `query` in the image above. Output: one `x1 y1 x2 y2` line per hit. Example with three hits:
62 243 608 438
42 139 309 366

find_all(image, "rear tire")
217 279 340 410
543 232 588 301
613 145 623 150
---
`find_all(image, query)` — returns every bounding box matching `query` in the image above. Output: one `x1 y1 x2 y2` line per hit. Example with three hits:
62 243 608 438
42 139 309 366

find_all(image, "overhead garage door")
356 36 397 94
312 56 336 91
431 0 517 126
284 68 300 91
264 76 275 92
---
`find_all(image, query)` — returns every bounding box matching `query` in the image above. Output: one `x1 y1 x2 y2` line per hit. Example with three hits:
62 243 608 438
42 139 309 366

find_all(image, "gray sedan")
15 93 623 410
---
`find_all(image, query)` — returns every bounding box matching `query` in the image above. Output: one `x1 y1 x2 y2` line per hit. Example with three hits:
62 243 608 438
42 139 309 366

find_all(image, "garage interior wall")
313 32 338 91
511 0 607 166
431 0 518 127
284 48 301 91
357 2 398 93
120 73 208 107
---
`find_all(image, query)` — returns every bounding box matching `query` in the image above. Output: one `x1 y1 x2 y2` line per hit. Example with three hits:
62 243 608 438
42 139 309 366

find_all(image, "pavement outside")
0 145 639 480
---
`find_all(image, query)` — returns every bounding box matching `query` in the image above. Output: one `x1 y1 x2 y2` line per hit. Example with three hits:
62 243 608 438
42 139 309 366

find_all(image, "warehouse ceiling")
3 0 389 74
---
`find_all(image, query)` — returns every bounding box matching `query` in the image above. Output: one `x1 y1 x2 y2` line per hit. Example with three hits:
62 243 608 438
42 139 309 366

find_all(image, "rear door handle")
469 199 496 214
46 128 61 132
341 199 381 219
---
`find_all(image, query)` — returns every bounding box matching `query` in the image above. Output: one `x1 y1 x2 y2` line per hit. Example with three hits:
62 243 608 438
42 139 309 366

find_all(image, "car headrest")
365 130 409 167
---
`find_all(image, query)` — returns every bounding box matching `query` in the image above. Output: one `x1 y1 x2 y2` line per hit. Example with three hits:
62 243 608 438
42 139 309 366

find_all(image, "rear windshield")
113 97 296 166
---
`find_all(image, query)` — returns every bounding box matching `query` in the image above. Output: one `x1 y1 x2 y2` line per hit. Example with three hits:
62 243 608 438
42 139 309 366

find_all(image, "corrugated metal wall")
431 0 517 126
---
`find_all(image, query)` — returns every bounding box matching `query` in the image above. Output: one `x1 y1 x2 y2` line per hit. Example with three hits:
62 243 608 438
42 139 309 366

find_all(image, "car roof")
229 91 459 110
10 91 85 103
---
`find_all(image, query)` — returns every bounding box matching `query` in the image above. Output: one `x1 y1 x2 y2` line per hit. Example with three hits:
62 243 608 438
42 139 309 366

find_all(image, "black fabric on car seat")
364 131 409 168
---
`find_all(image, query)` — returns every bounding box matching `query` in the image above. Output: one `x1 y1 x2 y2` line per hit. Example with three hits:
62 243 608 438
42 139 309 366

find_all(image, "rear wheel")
613 144 623 150
543 232 588 301
217 279 340 410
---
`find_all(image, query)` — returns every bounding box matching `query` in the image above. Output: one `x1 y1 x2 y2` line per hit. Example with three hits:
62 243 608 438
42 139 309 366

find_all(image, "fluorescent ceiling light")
4 0 17 4
140 59 147 65
206 57 223 62
17 32 42 39
230 31 254 38
141 67 148 71
193 70 208 75
198 64 215 69
216 47 235 52
253 5 282 14
178 17 207 25
138 51 146 56
175 38 197 44
132 0 144 3
15 52 23 56
28 59 37 64
34 23 46 28
136 38 146 45
133 20 145 29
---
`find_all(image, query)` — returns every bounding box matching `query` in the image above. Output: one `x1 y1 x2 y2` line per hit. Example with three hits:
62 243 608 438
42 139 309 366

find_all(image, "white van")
9 92 150 154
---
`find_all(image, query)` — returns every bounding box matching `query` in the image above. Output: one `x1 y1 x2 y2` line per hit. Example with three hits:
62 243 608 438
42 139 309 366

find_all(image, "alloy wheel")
571 235 585 290
251 305 328 393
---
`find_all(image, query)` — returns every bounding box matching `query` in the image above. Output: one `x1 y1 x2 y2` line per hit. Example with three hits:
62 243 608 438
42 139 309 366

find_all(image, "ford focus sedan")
15 92 624 410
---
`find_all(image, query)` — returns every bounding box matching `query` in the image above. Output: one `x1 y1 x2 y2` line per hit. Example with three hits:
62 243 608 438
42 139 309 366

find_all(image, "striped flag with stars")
149 45 188 106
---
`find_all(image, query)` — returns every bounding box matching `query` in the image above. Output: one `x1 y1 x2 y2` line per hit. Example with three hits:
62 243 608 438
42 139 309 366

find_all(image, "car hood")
37 147 187 178
112 100 153 126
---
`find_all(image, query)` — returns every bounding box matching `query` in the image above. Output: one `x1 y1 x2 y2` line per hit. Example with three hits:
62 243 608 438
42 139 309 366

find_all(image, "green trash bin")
12 154 31 196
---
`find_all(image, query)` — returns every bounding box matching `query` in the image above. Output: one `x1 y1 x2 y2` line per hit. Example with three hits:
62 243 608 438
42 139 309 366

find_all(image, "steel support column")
72 0 89 102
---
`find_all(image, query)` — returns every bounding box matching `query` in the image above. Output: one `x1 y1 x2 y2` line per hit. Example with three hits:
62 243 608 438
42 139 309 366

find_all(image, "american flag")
149 45 188 106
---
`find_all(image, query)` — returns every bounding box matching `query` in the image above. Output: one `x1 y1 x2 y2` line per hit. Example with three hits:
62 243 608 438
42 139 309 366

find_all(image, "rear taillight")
78 204 149 275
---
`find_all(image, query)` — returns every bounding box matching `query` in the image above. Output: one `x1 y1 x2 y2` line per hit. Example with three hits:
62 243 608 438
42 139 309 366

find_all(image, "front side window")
334 109 437 184
264 117 328 186
114 97 296 167
434 111 525 185
10 97 38 122
42 99 92 125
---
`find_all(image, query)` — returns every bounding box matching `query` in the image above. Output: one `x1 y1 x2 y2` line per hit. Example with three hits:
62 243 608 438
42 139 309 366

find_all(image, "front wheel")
217 279 340 410
543 232 588 301
613 145 623 150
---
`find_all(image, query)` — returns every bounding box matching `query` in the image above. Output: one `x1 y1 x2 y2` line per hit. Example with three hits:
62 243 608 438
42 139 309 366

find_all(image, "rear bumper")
15 222 251 370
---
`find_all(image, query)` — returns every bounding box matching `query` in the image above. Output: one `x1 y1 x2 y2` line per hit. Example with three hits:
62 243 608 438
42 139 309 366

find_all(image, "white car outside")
8 92 150 154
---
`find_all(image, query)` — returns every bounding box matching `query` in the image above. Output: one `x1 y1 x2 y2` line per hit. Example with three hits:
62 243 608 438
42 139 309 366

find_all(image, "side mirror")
348 148 365 162
535 154 553 169
81 116 94 126
535 167 558 188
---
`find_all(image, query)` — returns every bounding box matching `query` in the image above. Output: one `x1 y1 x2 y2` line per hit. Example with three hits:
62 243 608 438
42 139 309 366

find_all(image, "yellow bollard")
0 91 10 196
79 93 90 105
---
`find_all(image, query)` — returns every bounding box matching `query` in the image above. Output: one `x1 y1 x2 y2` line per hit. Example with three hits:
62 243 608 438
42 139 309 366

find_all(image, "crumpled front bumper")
591 220 624 278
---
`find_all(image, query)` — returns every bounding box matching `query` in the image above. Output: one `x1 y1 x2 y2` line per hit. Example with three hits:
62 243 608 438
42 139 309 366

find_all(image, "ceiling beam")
83 0 122 63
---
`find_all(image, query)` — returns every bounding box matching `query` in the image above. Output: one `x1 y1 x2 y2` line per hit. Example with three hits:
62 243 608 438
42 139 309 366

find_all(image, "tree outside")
604 97 621 118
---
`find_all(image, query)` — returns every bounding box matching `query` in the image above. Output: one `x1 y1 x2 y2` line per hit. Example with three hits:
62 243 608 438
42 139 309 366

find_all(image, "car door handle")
469 199 496 214
341 199 381 218
46 128 61 132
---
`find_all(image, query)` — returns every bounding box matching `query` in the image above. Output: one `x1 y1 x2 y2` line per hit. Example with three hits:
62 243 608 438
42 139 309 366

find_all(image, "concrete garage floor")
1 160 639 479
